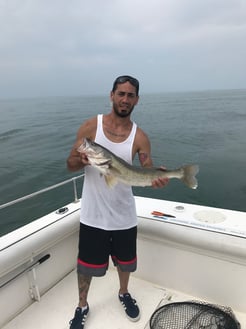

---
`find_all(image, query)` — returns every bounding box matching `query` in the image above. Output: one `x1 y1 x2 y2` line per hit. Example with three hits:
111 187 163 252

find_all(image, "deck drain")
174 205 185 212
194 210 226 224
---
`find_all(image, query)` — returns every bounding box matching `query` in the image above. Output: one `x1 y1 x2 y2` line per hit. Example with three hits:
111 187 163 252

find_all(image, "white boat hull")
0 196 246 328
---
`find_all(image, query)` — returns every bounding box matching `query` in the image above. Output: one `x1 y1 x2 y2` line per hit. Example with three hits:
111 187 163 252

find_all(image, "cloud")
0 0 246 97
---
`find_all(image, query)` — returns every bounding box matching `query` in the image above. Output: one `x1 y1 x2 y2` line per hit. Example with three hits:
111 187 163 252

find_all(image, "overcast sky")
0 0 246 98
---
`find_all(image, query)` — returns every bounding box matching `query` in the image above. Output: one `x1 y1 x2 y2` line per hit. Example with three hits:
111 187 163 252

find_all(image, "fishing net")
149 301 241 329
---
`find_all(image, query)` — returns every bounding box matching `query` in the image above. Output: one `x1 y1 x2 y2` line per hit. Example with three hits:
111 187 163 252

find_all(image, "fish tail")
181 164 199 189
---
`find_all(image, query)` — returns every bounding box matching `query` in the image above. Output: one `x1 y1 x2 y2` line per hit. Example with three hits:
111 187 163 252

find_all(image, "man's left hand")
151 167 169 188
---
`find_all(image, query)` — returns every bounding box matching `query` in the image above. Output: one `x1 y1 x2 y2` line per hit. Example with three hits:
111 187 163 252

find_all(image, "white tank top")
80 114 138 230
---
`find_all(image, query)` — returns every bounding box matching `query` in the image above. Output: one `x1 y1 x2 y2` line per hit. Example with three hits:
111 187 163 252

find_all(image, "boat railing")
0 174 85 211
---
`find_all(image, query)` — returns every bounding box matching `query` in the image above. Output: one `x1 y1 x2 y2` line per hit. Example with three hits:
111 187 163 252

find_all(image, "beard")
113 103 134 118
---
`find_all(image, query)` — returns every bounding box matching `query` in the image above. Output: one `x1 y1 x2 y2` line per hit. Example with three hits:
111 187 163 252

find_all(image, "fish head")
77 138 112 170
77 138 97 154
82 138 106 158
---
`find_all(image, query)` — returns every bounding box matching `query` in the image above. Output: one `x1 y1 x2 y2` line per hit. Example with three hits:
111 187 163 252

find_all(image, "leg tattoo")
77 273 92 307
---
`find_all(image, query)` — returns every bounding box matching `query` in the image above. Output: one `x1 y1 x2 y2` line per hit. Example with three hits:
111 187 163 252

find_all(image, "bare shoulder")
134 127 151 152
67 116 99 172
69 116 97 152
76 116 97 140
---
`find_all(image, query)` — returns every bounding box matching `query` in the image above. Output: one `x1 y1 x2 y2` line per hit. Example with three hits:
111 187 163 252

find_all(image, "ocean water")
0 89 246 236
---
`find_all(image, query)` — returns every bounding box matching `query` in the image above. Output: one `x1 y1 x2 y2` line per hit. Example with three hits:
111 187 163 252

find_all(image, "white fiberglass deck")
3 268 165 329
3 268 245 329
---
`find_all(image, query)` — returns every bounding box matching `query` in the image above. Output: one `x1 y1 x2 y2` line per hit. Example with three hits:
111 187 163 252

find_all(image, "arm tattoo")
139 152 148 166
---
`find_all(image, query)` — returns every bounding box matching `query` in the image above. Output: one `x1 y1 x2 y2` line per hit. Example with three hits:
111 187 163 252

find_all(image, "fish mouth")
84 138 92 148
82 139 88 150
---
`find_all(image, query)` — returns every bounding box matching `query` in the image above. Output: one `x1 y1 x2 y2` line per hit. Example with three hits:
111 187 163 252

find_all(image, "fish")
77 138 199 189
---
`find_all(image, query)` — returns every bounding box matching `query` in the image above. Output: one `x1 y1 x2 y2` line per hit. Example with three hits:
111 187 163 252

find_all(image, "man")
67 75 168 329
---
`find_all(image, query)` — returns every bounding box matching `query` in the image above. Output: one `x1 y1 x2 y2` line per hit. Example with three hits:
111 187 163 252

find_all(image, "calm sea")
0 89 246 236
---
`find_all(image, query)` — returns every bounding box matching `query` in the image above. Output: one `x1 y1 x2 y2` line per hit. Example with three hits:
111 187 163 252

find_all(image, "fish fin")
181 164 199 189
104 175 118 188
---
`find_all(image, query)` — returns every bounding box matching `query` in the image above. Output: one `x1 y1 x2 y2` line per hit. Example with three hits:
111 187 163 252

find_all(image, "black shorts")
77 223 137 277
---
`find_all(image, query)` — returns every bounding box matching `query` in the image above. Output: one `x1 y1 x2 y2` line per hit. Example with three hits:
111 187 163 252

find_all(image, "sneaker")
119 293 140 322
69 305 89 329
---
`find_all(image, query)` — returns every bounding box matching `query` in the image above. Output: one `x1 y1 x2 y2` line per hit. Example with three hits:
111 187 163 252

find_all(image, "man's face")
110 82 139 118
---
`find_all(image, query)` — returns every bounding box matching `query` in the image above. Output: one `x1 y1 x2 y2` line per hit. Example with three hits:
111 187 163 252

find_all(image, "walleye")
78 138 199 189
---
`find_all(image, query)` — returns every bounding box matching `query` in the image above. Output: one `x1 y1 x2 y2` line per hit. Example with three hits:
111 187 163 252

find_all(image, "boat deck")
3 268 245 329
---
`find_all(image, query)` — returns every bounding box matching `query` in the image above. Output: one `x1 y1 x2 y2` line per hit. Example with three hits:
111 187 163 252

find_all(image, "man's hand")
80 152 90 166
151 167 169 188
67 143 90 172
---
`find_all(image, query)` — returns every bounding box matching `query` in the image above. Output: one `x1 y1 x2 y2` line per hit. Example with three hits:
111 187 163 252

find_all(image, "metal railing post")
72 177 79 203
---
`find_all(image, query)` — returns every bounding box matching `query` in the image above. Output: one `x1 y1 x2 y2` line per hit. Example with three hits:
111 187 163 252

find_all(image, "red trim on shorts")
112 256 137 265
77 258 108 269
